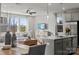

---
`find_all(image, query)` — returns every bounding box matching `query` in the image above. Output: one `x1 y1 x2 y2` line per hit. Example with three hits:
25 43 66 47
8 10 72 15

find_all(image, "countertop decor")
65 27 71 35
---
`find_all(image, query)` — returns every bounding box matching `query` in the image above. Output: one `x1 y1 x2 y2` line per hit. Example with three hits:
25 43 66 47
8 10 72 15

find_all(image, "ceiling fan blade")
30 12 36 14
26 10 30 13
29 12 36 15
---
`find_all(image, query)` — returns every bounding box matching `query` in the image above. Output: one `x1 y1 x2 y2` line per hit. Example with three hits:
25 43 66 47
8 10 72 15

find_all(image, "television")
38 23 48 30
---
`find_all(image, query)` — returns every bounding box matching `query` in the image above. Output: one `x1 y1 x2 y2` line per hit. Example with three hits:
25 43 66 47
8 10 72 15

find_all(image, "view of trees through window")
9 16 29 33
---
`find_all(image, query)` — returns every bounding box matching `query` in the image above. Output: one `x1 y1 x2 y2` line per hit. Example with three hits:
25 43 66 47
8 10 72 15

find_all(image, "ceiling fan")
26 8 36 15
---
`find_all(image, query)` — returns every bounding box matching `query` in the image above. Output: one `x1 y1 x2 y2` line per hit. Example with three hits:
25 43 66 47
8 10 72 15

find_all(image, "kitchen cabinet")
71 13 79 21
65 12 79 22
65 21 77 47
63 38 72 54
39 35 77 55
65 13 72 21
54 39 63 55
72 36 77 53
54 38 73 55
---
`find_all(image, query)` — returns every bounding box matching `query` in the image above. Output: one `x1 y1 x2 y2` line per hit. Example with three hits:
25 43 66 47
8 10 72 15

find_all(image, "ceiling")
1 3 79 15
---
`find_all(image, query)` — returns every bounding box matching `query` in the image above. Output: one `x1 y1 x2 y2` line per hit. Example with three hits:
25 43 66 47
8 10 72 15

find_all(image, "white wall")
27 16 36 38
1 12 57 38
48 13 57 35
34 13 56 37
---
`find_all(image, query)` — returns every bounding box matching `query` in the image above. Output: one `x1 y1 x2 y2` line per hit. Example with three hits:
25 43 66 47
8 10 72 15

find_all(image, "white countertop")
37 35 77 40
17 36 28 40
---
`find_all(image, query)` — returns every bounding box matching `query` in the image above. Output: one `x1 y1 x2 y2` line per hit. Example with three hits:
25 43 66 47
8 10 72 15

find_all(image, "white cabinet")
71 13 79 21
65 13 72 21
65 22 77 35
64 12 78 35
65 12 79 21
70 23 77 35
0 17 8 32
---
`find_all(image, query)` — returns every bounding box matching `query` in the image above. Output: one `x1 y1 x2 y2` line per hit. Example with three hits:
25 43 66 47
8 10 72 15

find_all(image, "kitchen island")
37 35 77 55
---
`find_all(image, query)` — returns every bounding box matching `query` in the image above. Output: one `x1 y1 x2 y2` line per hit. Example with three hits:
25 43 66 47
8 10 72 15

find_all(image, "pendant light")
46 3 52 20
46 3 49 20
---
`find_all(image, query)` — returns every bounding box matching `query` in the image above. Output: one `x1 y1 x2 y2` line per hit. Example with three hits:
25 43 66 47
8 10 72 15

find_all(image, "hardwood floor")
76 48 79 55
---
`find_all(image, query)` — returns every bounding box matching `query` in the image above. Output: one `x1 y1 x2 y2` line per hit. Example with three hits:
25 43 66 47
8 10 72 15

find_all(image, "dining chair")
22 44 46 55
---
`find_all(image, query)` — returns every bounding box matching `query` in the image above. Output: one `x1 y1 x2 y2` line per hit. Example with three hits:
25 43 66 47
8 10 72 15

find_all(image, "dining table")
0 45 29 55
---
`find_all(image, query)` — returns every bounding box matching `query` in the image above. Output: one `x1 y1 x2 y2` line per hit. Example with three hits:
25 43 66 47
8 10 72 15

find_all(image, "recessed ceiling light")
62 7 65 10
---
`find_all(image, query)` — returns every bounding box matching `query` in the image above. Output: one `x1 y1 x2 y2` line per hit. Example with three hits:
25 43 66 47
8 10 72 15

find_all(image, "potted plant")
65 27 71 35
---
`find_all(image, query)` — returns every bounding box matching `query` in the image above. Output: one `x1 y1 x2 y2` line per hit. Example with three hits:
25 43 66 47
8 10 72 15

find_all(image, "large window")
9 15 29 33
19 16 29 32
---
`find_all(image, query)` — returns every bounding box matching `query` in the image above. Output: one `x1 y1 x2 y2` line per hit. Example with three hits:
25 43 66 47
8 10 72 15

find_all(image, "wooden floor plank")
76 48 79 55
